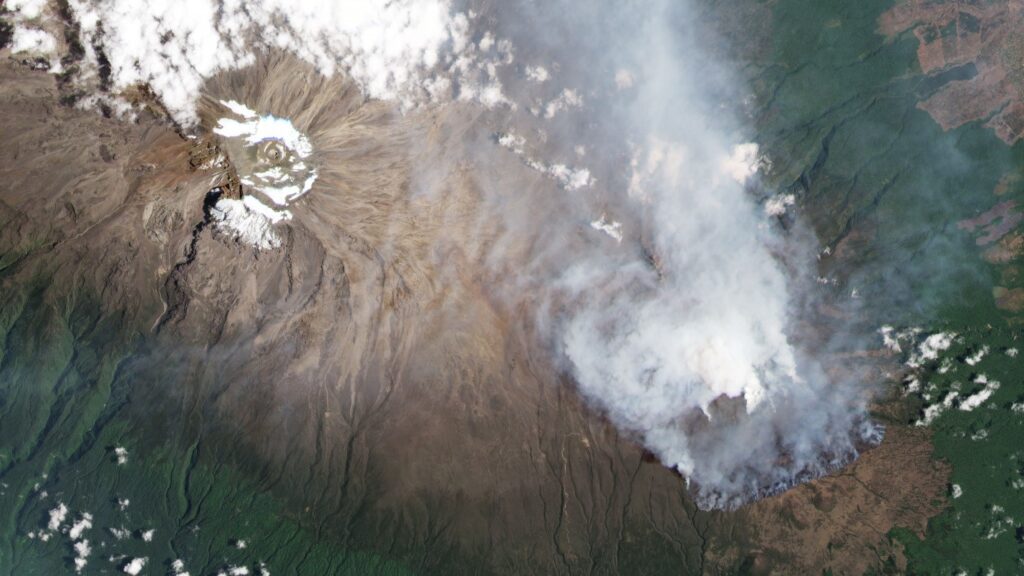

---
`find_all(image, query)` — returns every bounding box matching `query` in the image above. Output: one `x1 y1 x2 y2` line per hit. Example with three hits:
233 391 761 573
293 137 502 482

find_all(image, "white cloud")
879 325 906 353
590 215 623 242
721 142 760 184
542 88 583 119
10 28 57 54
497 131 594 191
122 557 147 575
764 194 795 217
68 513 92 540
906 332 957 369
964 345 989 366
73 539 91 573
47 503 68 532
8 0 49 19
6 0 894 512
614 68 634 90
525 65 550 83
9 0 513 124
960 375 999 412
917 391 958 426
171 559 190 575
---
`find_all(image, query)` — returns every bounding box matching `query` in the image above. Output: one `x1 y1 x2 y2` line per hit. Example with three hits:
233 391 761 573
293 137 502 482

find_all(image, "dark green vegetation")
891 333 1024 574
3 0 1024 574
748 0 1024 572
0 278 411 575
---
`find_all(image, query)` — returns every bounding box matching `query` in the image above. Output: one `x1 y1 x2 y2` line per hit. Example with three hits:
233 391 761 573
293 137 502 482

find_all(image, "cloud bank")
5 0 881 509
8 0 511 124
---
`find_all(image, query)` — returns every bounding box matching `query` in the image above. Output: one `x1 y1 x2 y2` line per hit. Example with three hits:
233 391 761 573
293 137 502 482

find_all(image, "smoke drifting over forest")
5 0 881 509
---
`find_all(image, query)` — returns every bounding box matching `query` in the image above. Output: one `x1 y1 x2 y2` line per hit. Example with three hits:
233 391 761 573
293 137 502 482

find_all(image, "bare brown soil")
0 56 950 575
880 0 1024 144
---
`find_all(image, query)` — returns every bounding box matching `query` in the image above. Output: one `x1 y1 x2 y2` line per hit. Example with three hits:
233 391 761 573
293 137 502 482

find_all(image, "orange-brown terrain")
880 0 1024 144
0 51 954 574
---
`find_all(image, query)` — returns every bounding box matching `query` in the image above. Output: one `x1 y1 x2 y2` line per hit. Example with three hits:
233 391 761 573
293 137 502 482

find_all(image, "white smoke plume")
485 0 882 509
6 0 881 509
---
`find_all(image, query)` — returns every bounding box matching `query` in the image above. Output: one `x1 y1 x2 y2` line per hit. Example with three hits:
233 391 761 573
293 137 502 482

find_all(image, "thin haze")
482 0 881 508
6 0 882 508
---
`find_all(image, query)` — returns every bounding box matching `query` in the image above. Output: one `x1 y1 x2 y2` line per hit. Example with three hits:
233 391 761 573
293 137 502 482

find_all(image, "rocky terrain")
0 48 953 573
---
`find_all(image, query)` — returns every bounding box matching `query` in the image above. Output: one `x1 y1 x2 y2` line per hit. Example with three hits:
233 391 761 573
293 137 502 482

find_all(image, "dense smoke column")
483 0 882 508
2 0 883 510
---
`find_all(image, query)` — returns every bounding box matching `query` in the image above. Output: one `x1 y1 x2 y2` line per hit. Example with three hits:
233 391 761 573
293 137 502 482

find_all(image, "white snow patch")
210 198 284 250
9 0 521 122
212 100 319 230
215 101 312 159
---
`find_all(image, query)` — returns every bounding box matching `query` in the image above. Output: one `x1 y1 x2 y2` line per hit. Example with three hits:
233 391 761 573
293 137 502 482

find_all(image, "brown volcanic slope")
0 56 948 574
880 0 1024 144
